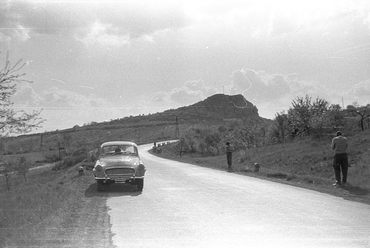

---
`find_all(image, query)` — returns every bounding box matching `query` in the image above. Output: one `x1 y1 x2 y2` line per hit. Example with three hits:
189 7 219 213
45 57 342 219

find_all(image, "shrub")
52 155 86 171
63 155 86 167
71 147 87 156
43 152 61 163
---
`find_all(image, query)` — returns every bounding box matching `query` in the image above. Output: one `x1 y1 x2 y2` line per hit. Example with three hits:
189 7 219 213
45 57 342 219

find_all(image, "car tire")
97 180 108 191
136 179 144 191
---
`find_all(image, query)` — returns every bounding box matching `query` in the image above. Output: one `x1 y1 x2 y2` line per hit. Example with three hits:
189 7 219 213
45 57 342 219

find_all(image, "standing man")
331 131 349 186
226 142 234 172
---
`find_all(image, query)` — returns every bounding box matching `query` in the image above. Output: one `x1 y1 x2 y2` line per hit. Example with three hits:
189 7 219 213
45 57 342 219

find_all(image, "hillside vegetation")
0 94 269 157
149 94 370 205
155 128 370 204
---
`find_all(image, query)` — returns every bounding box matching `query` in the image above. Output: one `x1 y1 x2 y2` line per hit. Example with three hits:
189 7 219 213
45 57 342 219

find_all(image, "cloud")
348 81 370 97
170 87 203 105
0 1 32 41
134 79 219 116
263 0 370 38
51 78 66 85
226 68 355 118
364 12 370 31
0 1 66 39
151 91 168 103
98 1 190 38
76 20 130 48
344 81 370 106
0 0 191 43
11 83 41 106
151 79 217 106
12 84 125 131
268 13 299 37
229 68 292 102
78 85 94 90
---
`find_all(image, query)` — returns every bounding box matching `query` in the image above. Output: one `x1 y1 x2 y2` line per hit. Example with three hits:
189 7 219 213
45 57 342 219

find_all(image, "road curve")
107 143 370 248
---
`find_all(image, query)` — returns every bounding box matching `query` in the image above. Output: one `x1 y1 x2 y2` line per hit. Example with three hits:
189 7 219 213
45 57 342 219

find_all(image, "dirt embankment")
46 188 115 248
0 163 116 248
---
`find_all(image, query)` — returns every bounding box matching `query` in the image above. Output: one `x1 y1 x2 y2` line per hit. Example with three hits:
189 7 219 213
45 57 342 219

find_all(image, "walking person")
331 131 349 186
226 142 234 172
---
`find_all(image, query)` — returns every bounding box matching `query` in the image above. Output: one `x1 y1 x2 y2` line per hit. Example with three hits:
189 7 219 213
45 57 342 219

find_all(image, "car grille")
105 168 135 175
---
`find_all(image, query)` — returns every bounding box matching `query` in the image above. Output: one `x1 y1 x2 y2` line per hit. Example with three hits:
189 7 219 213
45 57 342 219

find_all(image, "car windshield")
101 145 137 156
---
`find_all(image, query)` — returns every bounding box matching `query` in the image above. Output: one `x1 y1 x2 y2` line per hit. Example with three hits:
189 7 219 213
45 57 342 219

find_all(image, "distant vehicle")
93 141 146 191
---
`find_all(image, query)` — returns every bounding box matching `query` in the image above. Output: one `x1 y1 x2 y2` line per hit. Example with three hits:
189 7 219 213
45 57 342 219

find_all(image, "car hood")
99 155 141 168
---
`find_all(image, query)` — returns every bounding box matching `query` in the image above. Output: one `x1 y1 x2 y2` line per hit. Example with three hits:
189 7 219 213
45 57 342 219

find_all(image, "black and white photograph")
1 0 370 247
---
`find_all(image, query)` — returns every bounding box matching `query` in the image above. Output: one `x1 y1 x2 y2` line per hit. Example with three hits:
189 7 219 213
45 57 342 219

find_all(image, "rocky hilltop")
170 94 259 122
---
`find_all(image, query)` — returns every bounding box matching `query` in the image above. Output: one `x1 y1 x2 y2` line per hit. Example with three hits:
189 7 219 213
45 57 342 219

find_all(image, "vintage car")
93 141 146 191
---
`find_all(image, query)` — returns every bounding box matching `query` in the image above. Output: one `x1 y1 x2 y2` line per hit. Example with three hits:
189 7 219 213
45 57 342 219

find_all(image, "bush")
71 147 87 156
64 155 86 167
43 152 61 163
52 155 86 171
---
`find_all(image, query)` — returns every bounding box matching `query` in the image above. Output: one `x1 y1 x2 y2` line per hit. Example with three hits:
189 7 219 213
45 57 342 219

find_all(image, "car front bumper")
95 174 144 183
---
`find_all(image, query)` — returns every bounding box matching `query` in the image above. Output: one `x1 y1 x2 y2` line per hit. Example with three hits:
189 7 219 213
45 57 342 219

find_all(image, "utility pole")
58 142 61 160
136 129 140 143
342 97 345 109
40 133 44 150
175 116 180 138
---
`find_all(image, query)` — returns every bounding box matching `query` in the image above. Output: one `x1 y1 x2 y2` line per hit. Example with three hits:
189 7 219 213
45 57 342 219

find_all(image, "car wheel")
97 180 108 191
136 179 144 191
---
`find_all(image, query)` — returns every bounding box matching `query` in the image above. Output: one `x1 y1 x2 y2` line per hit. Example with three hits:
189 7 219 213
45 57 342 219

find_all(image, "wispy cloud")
12 84 124 131
78 85 94 90
151 79 217 106
51 78 66 85
76 20 130 48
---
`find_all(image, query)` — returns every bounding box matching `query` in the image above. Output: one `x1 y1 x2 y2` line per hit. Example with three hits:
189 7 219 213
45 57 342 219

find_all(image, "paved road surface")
107 143 370 248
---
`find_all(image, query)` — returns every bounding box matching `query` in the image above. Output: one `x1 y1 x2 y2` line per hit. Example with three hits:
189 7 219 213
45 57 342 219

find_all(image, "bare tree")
0 157 16 191
0 52 43 135
15 156 30 182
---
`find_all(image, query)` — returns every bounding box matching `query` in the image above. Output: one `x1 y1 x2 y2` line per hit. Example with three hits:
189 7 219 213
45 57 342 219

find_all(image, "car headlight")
94 164 103 172
135 164 146 177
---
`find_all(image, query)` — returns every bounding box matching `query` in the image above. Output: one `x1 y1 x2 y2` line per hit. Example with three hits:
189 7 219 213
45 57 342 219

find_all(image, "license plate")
115 177 127 182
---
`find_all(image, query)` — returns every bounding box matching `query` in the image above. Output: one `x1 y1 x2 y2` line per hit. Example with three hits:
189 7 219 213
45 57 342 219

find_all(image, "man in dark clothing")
331 131 349 186
226 142 233 172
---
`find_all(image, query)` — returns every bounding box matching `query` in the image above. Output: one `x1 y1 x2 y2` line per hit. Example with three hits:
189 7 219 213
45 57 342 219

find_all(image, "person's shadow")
85 182 142 198
341 183 369 196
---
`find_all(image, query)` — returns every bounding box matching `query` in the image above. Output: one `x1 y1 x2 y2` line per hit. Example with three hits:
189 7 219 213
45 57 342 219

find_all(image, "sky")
1 0 370 133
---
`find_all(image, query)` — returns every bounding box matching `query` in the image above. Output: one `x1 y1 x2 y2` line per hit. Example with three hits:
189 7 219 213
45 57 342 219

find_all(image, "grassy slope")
155 130 370 205
0 163 115 248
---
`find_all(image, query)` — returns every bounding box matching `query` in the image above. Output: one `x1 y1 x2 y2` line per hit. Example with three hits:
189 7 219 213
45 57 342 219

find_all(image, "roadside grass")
156 130 370 205
0 162 96 247
3 150 48 164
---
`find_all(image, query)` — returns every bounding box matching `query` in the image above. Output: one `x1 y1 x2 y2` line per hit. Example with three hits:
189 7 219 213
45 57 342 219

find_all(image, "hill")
1 94 269 155
168 94 259 122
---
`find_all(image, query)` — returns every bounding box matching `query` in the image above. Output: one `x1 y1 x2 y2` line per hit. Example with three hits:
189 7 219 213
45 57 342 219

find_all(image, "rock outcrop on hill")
174 94 259 121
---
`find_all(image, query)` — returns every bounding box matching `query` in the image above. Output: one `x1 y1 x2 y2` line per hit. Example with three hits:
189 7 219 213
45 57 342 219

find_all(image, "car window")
122 145 136 154
101 145 137 156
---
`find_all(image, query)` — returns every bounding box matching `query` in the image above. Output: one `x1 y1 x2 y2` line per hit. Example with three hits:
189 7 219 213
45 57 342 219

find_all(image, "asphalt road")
107 143 370 248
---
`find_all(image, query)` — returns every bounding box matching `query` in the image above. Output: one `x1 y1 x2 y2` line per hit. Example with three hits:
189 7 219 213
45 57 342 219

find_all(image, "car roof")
100 141 137 147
